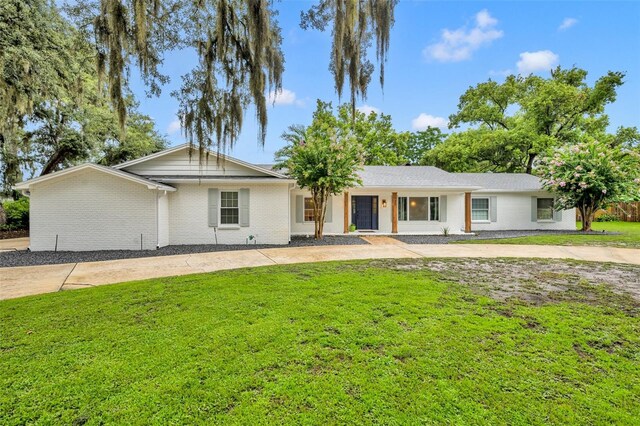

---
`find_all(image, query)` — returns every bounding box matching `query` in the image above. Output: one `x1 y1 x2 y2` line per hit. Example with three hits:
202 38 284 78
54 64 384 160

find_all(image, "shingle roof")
358 166 477 188
455 173 543 191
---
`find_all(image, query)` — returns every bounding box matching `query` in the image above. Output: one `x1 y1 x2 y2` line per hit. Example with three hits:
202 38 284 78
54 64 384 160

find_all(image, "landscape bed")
1 258 638 424
462 222 640 248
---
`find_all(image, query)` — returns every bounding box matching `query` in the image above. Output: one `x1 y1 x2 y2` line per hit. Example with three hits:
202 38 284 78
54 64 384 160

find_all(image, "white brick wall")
29 168 159 251
470 192 576 231
168 182 290 245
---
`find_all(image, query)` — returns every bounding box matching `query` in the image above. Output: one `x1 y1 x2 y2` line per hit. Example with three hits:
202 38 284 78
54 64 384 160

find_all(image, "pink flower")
579 182 588 188
559 181 566 187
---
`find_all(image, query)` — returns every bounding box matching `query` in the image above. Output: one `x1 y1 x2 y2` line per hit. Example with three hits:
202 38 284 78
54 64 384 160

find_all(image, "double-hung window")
398 196 439 221
220 191 239 225
472 198 490 221
537 198 554 221
304 197 315 222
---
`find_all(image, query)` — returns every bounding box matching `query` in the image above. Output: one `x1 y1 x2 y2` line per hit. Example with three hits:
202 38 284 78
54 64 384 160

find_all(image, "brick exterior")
168 183 290 245
29 168 159 251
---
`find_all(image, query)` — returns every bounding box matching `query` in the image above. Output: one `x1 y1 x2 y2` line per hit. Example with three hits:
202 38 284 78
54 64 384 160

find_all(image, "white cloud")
357 104 380 115
489 69 513 78
558 17 578 31
167 118 181 135
516 50 559 74
267 88 304 107
424 9 503 62
411 113 448 131
476 9 498 28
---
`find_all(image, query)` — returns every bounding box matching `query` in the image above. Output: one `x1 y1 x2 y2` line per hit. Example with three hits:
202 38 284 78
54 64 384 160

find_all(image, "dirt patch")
372 258 640 308
0 229 28 240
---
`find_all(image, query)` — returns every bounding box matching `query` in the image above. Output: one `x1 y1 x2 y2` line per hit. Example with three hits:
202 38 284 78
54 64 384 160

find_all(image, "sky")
129 1 640 164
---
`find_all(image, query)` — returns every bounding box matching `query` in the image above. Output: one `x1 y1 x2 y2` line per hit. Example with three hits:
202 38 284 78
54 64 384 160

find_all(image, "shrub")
595 213 618 222
2 198 29 230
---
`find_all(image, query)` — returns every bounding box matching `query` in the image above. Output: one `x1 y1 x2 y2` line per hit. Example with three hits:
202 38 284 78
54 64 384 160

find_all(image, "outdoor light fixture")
382 199 387 208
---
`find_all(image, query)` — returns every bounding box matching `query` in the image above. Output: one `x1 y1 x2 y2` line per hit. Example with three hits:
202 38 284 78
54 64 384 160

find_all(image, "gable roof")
455 173 543 192
14 163 176 192
113 144 289 179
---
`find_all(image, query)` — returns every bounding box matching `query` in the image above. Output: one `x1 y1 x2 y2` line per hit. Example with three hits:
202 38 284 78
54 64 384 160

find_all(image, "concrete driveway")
0 237 29 252
1 243 639 301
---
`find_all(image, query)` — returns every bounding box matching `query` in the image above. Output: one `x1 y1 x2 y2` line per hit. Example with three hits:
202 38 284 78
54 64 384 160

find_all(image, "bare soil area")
376 258 640 307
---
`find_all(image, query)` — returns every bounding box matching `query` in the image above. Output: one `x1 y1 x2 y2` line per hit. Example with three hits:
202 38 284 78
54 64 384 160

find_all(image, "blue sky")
130 1 640 163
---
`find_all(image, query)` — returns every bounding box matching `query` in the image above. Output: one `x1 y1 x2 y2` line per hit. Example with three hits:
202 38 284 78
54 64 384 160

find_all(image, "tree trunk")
40 147 68 176
525 153 536 175
312 188 328 240
579 204 593 232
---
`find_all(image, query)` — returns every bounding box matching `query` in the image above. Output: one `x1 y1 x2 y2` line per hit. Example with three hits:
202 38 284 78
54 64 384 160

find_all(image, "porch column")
391 192 398 233
464 192 472 233
343 192 349 233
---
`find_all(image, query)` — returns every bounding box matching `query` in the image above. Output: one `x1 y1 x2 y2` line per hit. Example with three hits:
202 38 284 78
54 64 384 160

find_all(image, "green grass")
465 221 640 248
1 260 638 425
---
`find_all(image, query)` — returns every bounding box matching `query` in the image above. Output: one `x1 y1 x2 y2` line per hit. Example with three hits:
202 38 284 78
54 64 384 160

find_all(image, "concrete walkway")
1 244 639 301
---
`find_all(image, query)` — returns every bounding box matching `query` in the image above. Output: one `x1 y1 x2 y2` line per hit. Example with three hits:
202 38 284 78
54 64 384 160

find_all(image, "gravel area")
393 230 615 244
0 235 367 268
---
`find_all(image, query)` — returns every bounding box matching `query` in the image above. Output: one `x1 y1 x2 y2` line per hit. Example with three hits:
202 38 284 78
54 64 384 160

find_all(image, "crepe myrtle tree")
539 140 640 231
275 101 363 239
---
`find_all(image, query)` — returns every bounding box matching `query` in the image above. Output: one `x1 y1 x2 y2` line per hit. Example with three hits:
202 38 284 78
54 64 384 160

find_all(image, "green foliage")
1 260 638 423
301 1 396 115
407 127 445 165
594 213 617 222
0 1 168 194
0 0 81 194
275 100 363 239
2 197 29 230
336 106 409 165
433 67 626 174
538 140 640 231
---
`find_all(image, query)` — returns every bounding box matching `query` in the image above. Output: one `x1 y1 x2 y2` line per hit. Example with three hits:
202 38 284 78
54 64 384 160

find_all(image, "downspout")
155 189 159 249
288 183 292 243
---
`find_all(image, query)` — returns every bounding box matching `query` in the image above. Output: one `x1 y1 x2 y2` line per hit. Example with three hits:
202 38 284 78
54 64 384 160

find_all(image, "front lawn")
1 259 639 424
465 221 640 248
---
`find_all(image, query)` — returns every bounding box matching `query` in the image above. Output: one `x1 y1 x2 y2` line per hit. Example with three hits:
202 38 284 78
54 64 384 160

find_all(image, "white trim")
471 196 490 222
152 178 295 184
113 144 289 179
13 163 176 192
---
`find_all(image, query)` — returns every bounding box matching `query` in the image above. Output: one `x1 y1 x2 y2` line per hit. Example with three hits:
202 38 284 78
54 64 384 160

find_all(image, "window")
409 197 428 220
402 196 440 221
304 197 315 222
398 197 408 221
430 197 439 221
220 191 239 224
472 198 489 221
537 198 554 221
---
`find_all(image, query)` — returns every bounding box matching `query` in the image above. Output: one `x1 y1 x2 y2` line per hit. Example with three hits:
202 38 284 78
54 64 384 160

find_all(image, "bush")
2 198 29 230
595 213 618 222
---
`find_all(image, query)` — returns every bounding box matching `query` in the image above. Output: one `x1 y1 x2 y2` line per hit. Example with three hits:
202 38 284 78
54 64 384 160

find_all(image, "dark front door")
352 196 379 230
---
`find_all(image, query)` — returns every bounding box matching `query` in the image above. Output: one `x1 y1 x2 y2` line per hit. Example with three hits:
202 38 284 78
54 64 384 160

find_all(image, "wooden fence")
576 202 640 222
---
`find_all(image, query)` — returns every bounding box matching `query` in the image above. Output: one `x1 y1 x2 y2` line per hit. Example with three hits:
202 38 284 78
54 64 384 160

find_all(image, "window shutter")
239 188 250 227
296 195 303 223
490 196 497 222
439 195 447 222
531 196 537 222
325 196 333 223
208 188 219 227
